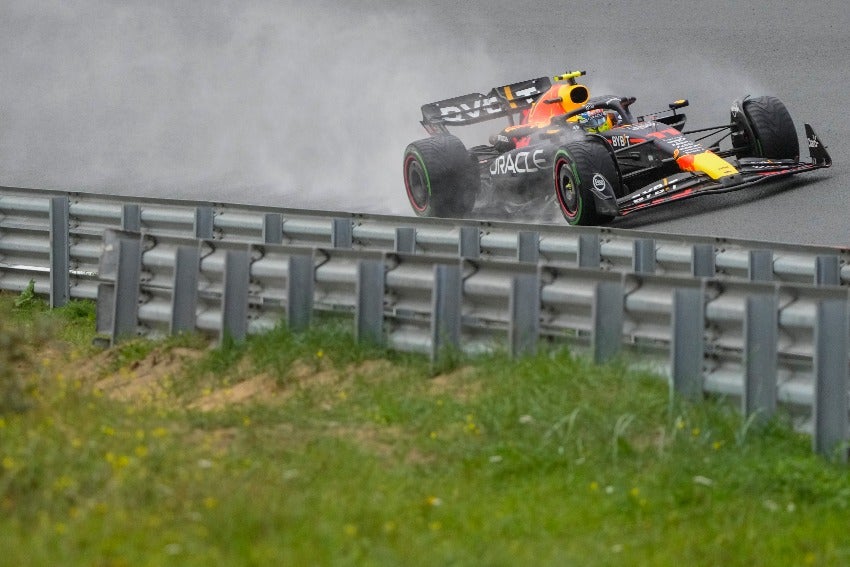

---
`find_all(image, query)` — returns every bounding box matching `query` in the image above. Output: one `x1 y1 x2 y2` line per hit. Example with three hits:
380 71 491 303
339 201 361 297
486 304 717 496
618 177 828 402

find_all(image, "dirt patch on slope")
190 373 287 411
427 366 481 402
91 347 205 407
75 345 416 414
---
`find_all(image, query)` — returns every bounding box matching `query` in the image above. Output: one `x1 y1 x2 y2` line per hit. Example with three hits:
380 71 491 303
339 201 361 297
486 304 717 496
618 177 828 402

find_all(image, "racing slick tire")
553 140 620 226
403 135 479 218
732 96 799 160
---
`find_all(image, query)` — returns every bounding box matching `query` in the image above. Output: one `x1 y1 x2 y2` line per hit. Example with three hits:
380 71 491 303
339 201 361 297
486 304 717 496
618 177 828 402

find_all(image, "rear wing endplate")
421 76 552 134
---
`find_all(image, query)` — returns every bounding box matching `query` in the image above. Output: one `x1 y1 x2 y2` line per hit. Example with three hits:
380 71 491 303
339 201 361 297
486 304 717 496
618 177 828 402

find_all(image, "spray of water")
0 1 491 213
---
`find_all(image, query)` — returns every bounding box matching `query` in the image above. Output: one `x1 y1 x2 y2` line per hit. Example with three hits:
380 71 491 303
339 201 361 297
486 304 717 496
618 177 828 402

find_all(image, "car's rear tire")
403 135 479 218
732 96 799 160
553 140 619 226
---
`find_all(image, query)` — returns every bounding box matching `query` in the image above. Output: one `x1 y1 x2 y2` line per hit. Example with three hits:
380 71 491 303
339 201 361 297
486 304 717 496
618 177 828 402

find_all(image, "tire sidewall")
403 147 433 216
553 149 583 224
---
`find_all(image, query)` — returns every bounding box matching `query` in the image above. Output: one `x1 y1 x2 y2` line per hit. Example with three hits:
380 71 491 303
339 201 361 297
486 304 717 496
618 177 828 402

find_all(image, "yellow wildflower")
425 496 443 507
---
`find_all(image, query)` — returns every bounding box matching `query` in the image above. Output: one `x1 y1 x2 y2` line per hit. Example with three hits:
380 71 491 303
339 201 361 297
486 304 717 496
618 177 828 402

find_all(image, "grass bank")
1 292 848 566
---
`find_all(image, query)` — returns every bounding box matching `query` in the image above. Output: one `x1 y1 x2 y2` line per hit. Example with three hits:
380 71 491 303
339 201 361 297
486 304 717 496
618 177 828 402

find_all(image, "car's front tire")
732 96 799 160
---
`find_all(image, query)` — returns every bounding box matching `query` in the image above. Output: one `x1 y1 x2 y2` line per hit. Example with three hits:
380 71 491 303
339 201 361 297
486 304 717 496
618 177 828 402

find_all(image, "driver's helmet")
577 109 619 133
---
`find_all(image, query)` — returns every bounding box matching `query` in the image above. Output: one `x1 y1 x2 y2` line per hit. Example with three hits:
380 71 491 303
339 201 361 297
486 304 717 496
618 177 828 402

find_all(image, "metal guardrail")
0 185 848 309
0 185 848 459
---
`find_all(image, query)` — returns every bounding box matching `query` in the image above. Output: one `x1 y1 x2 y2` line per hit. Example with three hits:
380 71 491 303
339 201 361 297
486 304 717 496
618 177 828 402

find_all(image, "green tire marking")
555 149 584 223
408 147 432 197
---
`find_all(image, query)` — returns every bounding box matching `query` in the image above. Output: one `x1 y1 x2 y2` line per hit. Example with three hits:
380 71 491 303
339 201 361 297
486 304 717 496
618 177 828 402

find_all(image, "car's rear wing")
420 76 553 134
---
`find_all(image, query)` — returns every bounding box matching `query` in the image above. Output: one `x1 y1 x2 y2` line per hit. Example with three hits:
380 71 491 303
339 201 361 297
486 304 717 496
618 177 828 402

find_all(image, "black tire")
553 140 620 226
403 135 479 218
733 96 799 160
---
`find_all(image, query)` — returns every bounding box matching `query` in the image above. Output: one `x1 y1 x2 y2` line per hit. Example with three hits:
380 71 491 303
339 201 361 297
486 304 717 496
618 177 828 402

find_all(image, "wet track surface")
1 1 848 246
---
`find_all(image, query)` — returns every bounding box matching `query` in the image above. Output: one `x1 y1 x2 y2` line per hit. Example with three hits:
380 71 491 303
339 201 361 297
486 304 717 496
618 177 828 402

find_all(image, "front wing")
615 124 832 217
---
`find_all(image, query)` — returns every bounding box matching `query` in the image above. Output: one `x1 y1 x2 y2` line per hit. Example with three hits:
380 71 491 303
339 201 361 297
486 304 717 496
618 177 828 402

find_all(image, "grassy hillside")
1 291 848 566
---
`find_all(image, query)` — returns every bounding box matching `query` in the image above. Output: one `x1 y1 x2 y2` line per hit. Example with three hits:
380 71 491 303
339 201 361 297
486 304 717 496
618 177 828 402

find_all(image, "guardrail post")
743 294 778 422
96 230 121 336
171 245 200 334
221 249 250 342
394 227 416 254
263 213 283 245
592 281 624 364
458 226 480 259
356 259 385 345
287 254 314 332
194 206 214 239
691 244 716 278
111 235 143 343
577 233 600 268
633 239 656 274
509 272 540 357
332 218 353 248
431 264 462 364
671 287 705 400
813 299 849 461
814 255 840 286
517 231 539 264
121 204 141 232
748 250 773 281
95 284 114 336
49 196 70 307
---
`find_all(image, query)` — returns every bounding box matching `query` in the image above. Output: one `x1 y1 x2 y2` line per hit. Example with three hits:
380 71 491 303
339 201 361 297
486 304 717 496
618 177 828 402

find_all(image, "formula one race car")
402 70 831 225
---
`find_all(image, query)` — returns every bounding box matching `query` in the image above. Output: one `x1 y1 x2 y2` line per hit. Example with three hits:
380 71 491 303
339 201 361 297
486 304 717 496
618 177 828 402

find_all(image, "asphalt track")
1 1 847 246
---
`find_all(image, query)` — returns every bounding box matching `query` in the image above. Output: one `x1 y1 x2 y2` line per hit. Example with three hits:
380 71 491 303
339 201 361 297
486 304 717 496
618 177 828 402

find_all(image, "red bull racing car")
402 70 832 225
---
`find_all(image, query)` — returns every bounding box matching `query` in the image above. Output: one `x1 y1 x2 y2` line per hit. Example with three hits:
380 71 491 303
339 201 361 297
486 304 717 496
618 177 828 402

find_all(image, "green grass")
1 292 849 565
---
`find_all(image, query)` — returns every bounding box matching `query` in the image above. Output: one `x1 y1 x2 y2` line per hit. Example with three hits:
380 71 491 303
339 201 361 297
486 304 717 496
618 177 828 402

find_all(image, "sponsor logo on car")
630 178 677 204
623 122 657 131
592 173 607 193
440 97 501 122
489 149 547 176
658 133 705 155
609 134 631 147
